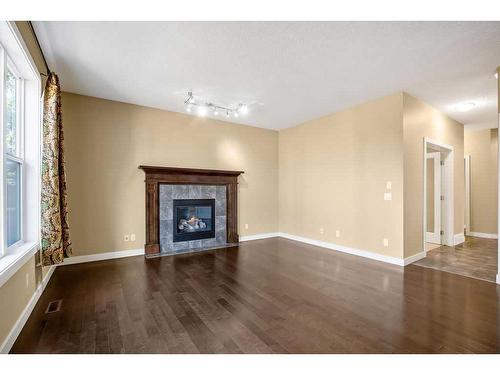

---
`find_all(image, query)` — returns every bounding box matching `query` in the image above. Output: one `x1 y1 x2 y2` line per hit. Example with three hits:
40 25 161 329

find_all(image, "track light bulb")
239 104 248 115
197 105 207 117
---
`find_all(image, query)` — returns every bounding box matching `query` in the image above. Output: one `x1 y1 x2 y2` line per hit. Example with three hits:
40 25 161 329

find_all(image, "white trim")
0 241 37 288
453 233 466 245
403 251 426 266
425 152 441 244
0 264 55 353
467 232 498 239
278 232 406 266
496 274 500 285
239 233 279 242
464 155 471 234
59 248 144 266
423 137 454 152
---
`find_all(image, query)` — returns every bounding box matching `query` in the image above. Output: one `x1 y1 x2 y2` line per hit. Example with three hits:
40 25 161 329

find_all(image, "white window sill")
0 242 39 288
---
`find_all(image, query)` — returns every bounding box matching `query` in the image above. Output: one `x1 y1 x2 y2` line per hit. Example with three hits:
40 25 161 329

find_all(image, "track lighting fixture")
184 92 249 119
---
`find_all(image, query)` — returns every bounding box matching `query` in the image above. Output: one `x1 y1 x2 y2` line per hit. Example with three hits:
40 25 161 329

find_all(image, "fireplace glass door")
173 199 216 242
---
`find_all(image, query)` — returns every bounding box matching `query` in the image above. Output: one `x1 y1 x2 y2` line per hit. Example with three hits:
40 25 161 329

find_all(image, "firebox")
173 199 216 242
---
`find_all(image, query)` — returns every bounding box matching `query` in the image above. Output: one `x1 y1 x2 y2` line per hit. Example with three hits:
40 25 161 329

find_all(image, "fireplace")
173 199 215 242
138 166 244 257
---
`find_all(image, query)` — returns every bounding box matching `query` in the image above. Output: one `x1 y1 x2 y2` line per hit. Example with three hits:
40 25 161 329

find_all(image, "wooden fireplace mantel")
138 165 244 256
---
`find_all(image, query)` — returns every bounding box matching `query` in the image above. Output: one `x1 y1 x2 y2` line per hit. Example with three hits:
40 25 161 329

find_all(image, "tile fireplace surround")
138 166 244 257
159 184 227 254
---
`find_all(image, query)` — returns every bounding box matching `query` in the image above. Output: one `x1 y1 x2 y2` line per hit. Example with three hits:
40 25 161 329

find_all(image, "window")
4 63 23 248
0 22 41 287
1 49 24 253
0 21 41 277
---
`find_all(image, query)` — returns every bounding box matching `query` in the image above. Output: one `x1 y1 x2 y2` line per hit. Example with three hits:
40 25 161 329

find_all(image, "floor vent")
45 299 62 314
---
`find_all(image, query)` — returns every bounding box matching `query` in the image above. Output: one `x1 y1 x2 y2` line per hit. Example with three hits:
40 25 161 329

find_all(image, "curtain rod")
27 21 51 77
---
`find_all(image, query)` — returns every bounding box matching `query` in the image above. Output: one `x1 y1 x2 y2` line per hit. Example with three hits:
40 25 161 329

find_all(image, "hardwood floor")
11 237 500 354
416 236 498 283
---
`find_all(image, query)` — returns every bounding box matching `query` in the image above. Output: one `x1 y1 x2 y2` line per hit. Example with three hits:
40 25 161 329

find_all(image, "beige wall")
403 93 464 257
0 257 38 345
464 129 498 234
62 93 279 256
0 22 49 350
279 93 405 258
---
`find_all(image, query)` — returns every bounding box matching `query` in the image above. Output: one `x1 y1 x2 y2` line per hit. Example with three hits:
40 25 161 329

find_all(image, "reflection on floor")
415 236 498 283
425 242 442 251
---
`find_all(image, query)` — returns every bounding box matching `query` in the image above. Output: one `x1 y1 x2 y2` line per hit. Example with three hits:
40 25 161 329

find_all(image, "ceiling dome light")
239 104 248 115
456 102 476 112
197 105 208 117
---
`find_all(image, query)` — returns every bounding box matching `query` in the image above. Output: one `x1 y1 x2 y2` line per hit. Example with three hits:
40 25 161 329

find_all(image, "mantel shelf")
138 165 244 177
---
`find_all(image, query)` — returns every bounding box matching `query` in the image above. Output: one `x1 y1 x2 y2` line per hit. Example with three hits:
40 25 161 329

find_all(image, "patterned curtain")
41 73 72 265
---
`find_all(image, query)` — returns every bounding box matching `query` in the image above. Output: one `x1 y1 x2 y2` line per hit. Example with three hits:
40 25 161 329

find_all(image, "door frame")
425 152 442 244
464 155 471 235
423 137 454 253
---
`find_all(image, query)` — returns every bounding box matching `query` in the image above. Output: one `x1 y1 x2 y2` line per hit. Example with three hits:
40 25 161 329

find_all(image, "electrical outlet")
335 230 340 238
386 181 392 190
319 228 325 234
383 238 389 247
25 273 29 288
245 223 249 230
124 234 130 242
130 233 136 242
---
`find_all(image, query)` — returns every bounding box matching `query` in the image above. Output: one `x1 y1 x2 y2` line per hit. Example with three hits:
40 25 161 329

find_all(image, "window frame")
0 21 42 291
1 45 25 255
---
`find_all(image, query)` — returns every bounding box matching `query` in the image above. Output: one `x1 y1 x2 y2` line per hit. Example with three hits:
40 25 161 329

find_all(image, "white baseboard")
467 232 498 239
0 265 56 354
403 251 426 265
239 233 280 242
453 233 466 245
277 232 407 266
59 248 144 266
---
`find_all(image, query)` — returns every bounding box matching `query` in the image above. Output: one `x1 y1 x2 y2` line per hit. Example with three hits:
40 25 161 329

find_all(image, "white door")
426 152 442 244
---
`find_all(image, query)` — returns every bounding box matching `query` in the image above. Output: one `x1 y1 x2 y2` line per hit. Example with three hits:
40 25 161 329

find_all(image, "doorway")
426 151 442 248
422 138 454 253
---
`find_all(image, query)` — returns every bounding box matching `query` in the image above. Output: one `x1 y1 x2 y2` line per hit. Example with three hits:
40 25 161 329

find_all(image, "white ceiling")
33 21 500 130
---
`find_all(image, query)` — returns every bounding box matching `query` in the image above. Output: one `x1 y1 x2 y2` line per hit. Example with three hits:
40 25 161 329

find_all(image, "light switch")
384 192 392 201
130 234 136 242
335 230 340 238
383 238 389 247
386 181 392 190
